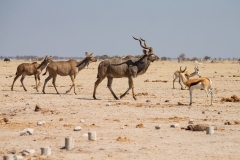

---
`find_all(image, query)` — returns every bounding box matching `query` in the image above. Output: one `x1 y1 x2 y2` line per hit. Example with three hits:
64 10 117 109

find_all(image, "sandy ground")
0 59 240 160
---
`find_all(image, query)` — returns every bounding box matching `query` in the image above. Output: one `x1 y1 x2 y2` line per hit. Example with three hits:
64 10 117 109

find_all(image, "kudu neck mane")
37 59 48 70
135 54 151 75
76 57 89 70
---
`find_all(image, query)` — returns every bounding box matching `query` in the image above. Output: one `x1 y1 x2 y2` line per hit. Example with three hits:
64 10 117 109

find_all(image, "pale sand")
0 60 240 160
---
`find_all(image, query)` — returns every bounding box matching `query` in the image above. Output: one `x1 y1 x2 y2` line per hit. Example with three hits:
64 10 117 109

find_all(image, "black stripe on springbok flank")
190 81 200 87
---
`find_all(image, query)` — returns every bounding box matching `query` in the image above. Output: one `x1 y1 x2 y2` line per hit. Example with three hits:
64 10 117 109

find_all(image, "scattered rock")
144 79 150 82
22 149 35 156
20 128 34 136
37 120 45 125
34 104 42 112
185 124 217 131
165 100 169 102
177 102 184 105
80 119 85 123
3 117 9 123
188 119 194 124
136 124 144 128
224 120 240 125
170 124 179 128
146 99 151 103
106 103 111 106
74 126 81 131
155 125 161 130
59 118 63 121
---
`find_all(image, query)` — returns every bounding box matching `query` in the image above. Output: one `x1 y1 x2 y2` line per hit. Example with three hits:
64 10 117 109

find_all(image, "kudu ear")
90 53 93 56
85 52 89 56
142 49 148 55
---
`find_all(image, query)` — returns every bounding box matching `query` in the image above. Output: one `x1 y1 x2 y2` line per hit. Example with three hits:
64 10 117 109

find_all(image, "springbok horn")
180 66 187 73
133 36 150 50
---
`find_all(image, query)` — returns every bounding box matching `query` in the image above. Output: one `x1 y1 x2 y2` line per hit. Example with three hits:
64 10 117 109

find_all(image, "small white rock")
74 126 81 131
155 125 161 130
188 119 194 124
120 126 124 129
22 149 35 156
20 128 34 136
170 124 179 128
80 119 84 123
37 120 45 125
106 103 111 106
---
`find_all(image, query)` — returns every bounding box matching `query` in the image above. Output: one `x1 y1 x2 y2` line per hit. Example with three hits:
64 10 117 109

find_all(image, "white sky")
0 0 240 59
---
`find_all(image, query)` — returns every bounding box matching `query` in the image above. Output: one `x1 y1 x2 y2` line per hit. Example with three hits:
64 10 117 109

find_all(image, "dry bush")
116 136 130 142
221 95 240 102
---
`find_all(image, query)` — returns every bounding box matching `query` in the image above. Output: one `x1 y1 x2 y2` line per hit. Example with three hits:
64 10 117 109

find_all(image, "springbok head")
194 64 201 77
133 36 159 62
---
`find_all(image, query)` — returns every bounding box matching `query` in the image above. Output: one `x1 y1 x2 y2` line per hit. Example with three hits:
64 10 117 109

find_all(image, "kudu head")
85 52 97 62
76 52 97 67
132 36 159 62
37 55 53 69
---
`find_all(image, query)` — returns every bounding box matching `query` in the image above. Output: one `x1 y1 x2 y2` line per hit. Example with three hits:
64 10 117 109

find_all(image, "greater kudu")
42 52 97 94
11 55 53 92
93 36 159 100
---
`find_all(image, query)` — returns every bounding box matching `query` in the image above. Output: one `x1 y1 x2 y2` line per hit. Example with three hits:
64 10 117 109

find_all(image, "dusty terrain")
0 59 240 160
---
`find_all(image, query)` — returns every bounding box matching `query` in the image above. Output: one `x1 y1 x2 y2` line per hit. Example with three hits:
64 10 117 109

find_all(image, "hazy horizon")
1 1 240 59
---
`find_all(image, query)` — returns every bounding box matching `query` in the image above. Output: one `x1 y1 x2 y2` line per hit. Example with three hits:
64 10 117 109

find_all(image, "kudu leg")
34 75 39 92
107 77 119 100
42 75 52 94
37 74 41 86
66 75 76 94
93 76 106 99
20 74 27 91
11 74 21 91
52 76 60 94
120 77 136 100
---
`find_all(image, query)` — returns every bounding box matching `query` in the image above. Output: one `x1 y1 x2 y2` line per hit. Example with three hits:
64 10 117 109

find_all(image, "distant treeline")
0 54 239 61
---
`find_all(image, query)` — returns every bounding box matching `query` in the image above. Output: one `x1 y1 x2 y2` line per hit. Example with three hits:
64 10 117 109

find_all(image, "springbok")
11 55 53 92
93 36 159 100
179 66 213 106
42 52 97 94
173 65 201 89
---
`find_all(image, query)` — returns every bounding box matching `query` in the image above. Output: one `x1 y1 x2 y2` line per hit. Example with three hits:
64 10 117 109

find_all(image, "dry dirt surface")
0 60 240 160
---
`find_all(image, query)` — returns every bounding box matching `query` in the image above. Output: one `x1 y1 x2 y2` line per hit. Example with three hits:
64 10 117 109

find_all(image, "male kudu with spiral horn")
93 36 159 100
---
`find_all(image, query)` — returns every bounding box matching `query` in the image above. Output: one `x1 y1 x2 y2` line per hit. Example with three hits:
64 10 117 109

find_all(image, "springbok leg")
107 77 119 100
189 87 193 105
173 73 178 89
